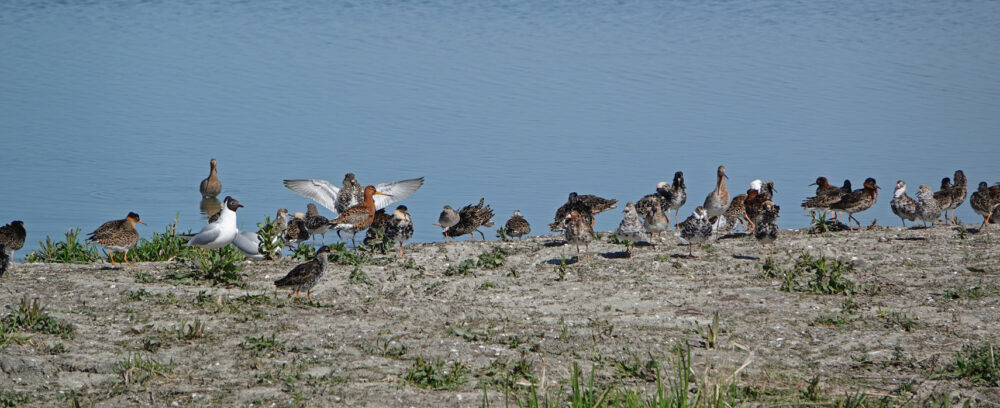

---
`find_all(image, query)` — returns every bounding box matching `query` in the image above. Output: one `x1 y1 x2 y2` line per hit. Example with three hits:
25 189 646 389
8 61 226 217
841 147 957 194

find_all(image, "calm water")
2 1 999 259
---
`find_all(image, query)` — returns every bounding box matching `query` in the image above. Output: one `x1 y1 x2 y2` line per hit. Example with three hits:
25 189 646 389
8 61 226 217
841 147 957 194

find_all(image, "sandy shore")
1 225 998 406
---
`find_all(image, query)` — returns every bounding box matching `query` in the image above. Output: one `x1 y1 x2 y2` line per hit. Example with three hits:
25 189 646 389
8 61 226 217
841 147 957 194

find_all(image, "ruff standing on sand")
970 182 1000 232
549 192 617 231
703 166 730 230
564 210 594 262
915 184 944 228
385 206 414 257
615 202 647 259
274 245 332 302
932 178 953 225
947 170 968 224
641 198 669 239
305 203 330 245
660 171 687 228
0 220 26 270
754 201 780 260
284 212 310 247
801 177 842 217
446 198 495 241
200 158 222 199
187 196 242 250
283 174 423 215
722 194 749 232
504 210 531 239
890 181 919 227
433 205 461 242
829 178 879 231
88 212 145 270
680 206 713 259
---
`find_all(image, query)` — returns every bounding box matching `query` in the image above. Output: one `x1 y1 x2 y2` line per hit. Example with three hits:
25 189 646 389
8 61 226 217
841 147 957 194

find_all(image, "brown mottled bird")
722 193 749 232
87 212 145 270
362 208 393 247
446 198 495 241
970 181 1000 232
0 220 26 271
305 203 330 245
947 170 968 224
199 158 222 199
385 206 414 257
327 185 390 246
564 210 594 262
829 178 879 231
504 210 531 240
284 212 310 247
433 205 461 243
754 200 780 260
703 165 730 229
549 192 617 231
274 245 332 302
931 178 953 225
889 180 918 227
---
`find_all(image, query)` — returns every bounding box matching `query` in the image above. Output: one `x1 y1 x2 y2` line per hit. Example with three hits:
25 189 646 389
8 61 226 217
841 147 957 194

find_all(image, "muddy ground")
1 225 999 407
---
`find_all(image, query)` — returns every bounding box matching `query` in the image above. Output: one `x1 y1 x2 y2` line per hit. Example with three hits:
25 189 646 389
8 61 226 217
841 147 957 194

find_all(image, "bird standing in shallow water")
88 212 145 270
916 184 943 228
200 158 222 199
274 245 332 302
504 210 531 240
703 166 730 230
327 185 391 247
680 206 713 259
0 220 26 270
434 205 461 243
187 196 242 250
890 180 918 227
615 202 647 259
385 206 414 257
564 210 594 262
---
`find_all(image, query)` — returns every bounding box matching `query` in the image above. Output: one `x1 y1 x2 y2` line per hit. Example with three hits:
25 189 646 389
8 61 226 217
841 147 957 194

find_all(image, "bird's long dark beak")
809 182 817 186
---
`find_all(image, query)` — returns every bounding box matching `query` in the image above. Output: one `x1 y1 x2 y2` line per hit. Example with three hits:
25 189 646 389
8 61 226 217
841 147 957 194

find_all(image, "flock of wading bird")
2 160 1000 300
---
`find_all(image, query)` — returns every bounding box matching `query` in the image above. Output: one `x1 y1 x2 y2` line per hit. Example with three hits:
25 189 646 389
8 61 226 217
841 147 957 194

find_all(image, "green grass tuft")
24 228 99 263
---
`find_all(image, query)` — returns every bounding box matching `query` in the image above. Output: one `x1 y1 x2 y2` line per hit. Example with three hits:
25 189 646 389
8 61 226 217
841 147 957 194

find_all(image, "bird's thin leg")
397 244 404 258
307 290 313 302
477 230 486 241
124 250 135 272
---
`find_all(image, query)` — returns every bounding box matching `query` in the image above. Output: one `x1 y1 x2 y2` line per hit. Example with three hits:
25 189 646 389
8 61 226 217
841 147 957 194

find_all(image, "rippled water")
2 0 999 258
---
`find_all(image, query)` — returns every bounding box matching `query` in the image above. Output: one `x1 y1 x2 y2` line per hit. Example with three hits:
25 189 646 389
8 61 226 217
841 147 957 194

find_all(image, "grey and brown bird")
932 178 953 225
829 178 879 231
199 158 222 199
679 206 713 259
615 202 647 259
445 198 495 241
947 170 968 225
969 181 1000 232
363 208 393 247
305 203 330 245
889 180 918 227
754 200 780 260
283 174 423 215
327 185 391 246
87 212 145 270
273 208 289 236
504 210 531 240
722 193 749 232
639 196 669 238
802 177 842 218
434 205 461 242
0 221 26 271
564 210 594 262
915 184 943 228
549 192 617 231
284 212 311 247
703 166 730 230
385 205 414 257
659 171 687 228
274 245 332 302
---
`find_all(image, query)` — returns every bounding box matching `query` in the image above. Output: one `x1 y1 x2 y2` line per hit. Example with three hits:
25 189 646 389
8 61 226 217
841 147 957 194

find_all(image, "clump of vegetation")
194 246 246 287
124 216 199 262
241 333 285 358
776 253 856 295
115 353 173 385
952 343 999 386
495 226 510 242
477 247 507 269
0 390 33 407
24 228 99 263
808 211 836 234
348 266 372 286
255 216 286 260
696 311 721 349
445 259 477 276
879 310 919 332
404 356 470 390
173 319 207 341
291 243 316 261
360 334 408 359
479 356 535 390
1 297 75 341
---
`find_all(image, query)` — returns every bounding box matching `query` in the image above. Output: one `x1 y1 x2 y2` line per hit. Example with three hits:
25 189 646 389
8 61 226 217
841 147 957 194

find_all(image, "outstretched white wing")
373 177 425 210
283 179 341 213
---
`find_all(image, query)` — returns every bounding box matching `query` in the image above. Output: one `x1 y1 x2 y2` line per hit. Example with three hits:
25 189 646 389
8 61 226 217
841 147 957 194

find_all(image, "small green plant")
115 353 173 385
0 390 33 407
173 319 207 341
348 266 373 286
24 228 99 263
880 310 919 332
404 356 470 390
444 259 477 276
241 334 285 357
291 243 316 261
779 253 856 295
480 356 535 390
194 246 246 287
1 297 75 339
612 348 660 381
125 216 200 262
495 226 510 242
952 343 999 385
808 211 836 233
134 272 156 283
328 242 373 265
360 334 408 359
696 311 721 349
255 216 286 260
477 247 507 269
801 375 822 401
555 256 568 281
